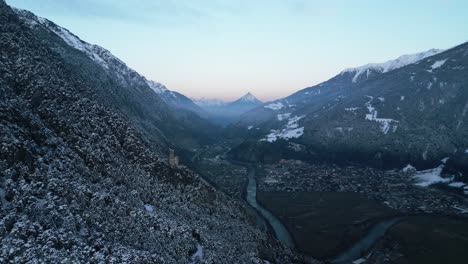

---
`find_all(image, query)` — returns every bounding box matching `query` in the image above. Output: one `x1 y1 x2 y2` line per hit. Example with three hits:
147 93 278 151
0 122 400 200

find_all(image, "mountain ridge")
341 48 445 83
232 42 468 174
14 7 208 121
13 6 219 149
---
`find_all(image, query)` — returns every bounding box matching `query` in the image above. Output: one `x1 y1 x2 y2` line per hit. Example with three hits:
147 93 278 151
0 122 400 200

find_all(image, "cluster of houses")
258 159 468 215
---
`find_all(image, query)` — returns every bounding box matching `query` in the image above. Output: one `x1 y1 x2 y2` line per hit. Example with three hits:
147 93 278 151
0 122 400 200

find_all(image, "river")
331 217 403 263
230 159 405 260
245 165 295 247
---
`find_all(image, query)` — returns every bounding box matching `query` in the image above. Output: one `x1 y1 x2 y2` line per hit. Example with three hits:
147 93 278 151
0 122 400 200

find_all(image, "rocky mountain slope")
0 2 310 263
13 6 218 151
146 80 207 118
195 92 263 126
233 45 468 172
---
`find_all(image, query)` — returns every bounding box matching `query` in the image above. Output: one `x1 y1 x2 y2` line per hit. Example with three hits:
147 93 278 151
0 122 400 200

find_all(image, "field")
386 216 468 264
256 191 396 259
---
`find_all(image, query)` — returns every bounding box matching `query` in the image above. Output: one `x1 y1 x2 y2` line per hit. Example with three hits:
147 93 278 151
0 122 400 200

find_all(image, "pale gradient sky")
7 0 468 101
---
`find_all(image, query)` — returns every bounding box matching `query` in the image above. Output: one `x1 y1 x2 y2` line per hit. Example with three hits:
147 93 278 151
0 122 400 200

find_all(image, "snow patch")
364 96 399 134
144 204 154 214
263 115 305 142
264 102 285 110
413 165 451 187
190 243 203 264
422 150 428 161
277 113 291 121
449 182 466 188
402 164 416 173
352 258 366 264
411 159 462 188
345 107 360 112
431 59 447 70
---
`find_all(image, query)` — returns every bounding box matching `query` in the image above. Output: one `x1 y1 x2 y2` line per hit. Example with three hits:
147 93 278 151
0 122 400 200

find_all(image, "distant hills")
194 92 263 126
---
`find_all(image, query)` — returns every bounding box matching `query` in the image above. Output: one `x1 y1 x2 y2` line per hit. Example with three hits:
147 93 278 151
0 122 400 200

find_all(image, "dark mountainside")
0 2 310 263
231 44 468 174
13 6 219 151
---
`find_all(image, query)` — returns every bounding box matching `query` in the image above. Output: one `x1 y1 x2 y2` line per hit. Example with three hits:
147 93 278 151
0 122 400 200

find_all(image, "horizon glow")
7 0 468 101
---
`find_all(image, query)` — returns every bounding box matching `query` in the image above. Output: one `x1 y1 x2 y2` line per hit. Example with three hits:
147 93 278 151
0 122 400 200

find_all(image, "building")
168 149 179 167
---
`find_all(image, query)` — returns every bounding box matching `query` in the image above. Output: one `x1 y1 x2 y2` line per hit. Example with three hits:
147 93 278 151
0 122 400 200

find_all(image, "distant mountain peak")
237 92 261 103
341 48 445 83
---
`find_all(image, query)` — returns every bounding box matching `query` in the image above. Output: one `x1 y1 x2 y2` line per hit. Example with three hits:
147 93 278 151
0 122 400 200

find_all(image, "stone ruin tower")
168 148 179 167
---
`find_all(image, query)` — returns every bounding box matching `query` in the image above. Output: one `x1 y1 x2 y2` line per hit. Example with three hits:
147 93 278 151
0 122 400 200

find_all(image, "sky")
7 0 468 101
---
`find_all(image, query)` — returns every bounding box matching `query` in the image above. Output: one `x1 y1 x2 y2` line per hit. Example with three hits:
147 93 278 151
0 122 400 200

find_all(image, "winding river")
233 160 404 261
187 146 417 262
331 217 403 263
245 165 295 247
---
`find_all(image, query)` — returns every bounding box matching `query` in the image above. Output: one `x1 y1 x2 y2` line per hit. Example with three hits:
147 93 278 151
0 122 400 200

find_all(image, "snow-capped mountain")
15 7 206 118
226 92 263 111
15 7 141 86
195 92 263 126
233 43 468 174
341 49 445 83
233 92 262 104
12 7 218 149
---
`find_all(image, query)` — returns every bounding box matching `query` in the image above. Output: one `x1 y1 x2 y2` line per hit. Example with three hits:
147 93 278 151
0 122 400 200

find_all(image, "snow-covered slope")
146 79 170 95
14 7 205 116
15 7 139 83
145 80 206 115
341 49 444 83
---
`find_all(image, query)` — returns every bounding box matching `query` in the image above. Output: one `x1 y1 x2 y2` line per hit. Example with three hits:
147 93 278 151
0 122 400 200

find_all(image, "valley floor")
191 143 468 263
